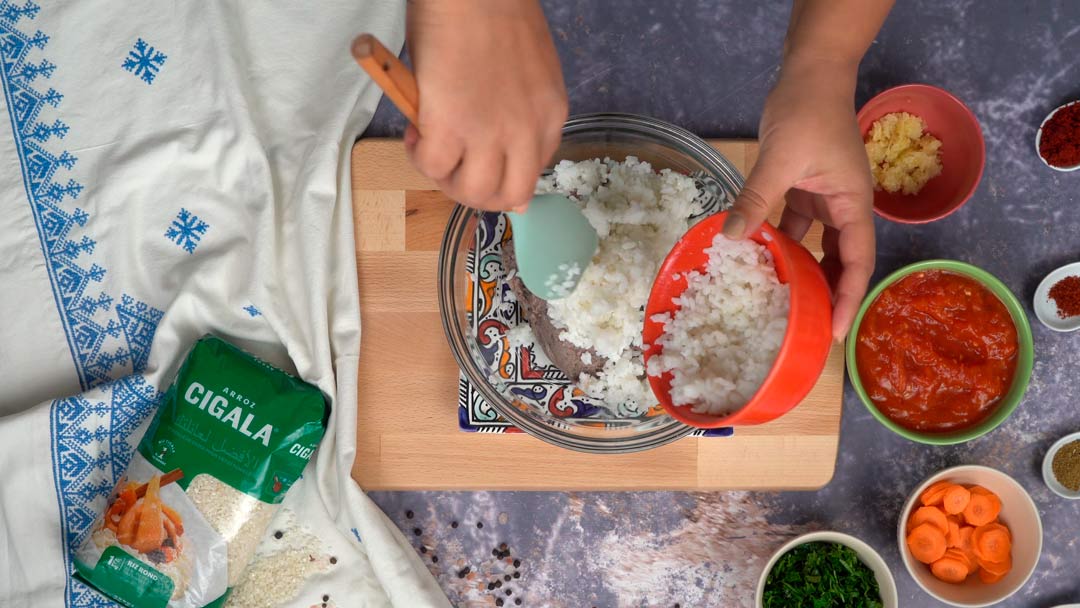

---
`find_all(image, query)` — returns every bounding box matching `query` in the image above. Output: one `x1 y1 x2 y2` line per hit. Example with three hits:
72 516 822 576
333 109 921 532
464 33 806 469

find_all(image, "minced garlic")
864 112 942 195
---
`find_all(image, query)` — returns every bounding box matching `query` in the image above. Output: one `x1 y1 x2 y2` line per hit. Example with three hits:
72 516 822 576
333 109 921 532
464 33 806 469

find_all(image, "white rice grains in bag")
74 335 328 608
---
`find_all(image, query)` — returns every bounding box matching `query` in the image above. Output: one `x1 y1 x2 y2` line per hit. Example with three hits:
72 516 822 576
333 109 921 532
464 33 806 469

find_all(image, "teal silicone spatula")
506 194 598 299
351 34 598 300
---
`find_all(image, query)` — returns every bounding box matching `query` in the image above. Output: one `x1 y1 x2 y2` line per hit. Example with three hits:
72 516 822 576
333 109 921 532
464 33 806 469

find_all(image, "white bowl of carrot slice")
898 465 1043 607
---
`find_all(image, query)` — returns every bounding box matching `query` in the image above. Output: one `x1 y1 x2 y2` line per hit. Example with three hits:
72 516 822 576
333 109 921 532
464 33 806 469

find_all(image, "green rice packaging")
74 335 328 607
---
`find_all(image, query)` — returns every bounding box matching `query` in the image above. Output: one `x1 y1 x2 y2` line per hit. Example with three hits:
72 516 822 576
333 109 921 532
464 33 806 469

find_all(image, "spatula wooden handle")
351 34 419 127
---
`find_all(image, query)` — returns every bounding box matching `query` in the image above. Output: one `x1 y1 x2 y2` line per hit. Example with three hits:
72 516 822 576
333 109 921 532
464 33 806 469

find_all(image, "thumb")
723 151 801 239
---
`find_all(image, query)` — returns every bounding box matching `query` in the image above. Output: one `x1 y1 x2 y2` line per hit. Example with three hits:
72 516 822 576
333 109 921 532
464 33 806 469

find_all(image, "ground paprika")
1039 102 1080 167
1048 275 1080 318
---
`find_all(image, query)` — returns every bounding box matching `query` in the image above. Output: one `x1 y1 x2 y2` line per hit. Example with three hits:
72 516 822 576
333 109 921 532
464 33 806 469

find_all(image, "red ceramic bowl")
857 84 985 224
642 212 832 428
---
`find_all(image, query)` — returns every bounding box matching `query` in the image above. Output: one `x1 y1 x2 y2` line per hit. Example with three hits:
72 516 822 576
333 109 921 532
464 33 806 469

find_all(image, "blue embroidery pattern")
52 376 162 608
0 1 163 390
164 207 208 253
351 527 362 543
121 38 166 84
0 4 164 606
243 304 261 317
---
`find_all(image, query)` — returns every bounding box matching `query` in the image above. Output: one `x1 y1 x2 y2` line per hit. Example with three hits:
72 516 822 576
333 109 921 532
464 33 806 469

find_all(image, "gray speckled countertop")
362 2 1080 606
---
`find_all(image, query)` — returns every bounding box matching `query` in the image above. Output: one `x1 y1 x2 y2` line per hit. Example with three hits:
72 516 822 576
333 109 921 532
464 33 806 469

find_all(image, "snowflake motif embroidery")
121 38 166 84
164 208 208 254
243 304 261 317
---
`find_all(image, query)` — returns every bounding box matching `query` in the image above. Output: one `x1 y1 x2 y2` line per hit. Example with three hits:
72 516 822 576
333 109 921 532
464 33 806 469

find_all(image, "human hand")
404 0 568 212
722 56 875 341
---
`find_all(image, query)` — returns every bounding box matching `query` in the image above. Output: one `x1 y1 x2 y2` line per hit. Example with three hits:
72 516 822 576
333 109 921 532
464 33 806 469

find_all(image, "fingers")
723 151 801 240
498 140 541 211
407 127 464 183
441 145 506 209
828 216 876 341
778 190 815 242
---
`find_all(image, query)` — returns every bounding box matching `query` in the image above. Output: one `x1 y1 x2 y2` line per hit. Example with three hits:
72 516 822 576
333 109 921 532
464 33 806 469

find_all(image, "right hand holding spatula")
401 0 568 213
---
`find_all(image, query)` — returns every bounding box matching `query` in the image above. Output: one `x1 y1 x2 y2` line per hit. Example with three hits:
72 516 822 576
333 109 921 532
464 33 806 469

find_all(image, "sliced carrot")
943 548 973 573
957 526 979 566
161 504 185 536
946 520 962 548
979 568 1005 584
908 522 948 564
978 554 1012 576
132 476 166 554
967 485 994 496
931 556 970 583
116 500 140 546
972 523 1011 563
963 492 1001 527
909 506 950 535
943 485 972 515
920 481 954 506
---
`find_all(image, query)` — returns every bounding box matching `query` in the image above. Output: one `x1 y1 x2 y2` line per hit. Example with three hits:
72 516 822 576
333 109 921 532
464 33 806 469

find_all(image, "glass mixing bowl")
438 113 745 453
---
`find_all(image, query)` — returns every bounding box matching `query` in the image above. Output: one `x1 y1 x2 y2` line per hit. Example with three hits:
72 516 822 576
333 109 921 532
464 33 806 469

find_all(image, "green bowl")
845 260 1034 445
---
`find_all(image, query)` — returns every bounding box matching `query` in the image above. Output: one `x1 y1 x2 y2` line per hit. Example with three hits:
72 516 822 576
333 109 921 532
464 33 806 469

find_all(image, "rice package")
74 335 328 607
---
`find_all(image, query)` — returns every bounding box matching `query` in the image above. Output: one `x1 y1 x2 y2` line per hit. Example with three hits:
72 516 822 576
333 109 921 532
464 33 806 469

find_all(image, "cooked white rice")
645 234 789 415
537 157 702 413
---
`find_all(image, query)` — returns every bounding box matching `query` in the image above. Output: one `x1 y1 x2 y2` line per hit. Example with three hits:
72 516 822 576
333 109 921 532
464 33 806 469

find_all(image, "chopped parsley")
762 541 883 608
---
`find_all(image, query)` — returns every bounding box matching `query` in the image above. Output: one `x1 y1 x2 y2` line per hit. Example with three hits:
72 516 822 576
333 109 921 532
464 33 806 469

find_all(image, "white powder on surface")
645 235 789 416
536 157 702 413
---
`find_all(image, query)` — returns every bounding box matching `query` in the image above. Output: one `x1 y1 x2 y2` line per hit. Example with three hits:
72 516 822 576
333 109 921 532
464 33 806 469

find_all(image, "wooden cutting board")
350 139 843 491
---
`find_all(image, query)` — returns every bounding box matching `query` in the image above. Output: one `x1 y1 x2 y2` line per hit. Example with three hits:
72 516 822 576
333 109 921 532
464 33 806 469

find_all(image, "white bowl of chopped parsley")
756 531 898 608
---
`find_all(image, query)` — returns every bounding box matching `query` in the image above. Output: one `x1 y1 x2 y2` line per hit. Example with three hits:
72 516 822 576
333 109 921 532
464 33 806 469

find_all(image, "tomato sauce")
855 270 1018 433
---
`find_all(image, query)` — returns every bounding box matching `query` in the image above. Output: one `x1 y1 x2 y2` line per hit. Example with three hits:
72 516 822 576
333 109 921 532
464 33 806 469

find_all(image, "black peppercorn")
405 510 414 519
476 521 484 529
273 530 283 539
451 521 458 529
504 575 511 582
495 600 504 607
413 527 422 536
513 559 520 567
505 589 512 596
515 600 521 606
420 546 427 554
431 555 438 563
322 595 329 602
512 571 520 579
329 556 337 565
457 567 470 578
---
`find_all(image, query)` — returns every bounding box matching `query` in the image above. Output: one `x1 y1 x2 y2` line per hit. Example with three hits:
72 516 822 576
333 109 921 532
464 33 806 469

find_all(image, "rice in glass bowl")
437 113 744 453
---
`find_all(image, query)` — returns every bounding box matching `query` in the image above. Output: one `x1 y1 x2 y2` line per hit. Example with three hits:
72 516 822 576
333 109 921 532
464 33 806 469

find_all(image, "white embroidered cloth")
0 2 448 606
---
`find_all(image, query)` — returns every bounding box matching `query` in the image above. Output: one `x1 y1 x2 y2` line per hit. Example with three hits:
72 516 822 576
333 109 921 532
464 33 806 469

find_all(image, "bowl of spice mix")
1043 432 1080 499
857 84 985 223
1033 261 1080 332
1036 101 1080 171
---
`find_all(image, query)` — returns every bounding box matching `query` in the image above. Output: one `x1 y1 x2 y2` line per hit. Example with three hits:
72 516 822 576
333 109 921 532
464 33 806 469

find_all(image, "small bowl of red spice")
1036 101 1080 171
1033 261 1080 332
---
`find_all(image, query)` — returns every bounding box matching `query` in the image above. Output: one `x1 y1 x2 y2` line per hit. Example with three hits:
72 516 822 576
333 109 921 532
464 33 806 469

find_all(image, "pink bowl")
857 84 985 224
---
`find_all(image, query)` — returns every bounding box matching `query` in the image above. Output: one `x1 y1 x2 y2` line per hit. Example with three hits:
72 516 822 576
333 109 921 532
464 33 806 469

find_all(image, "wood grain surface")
351 139 841 491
